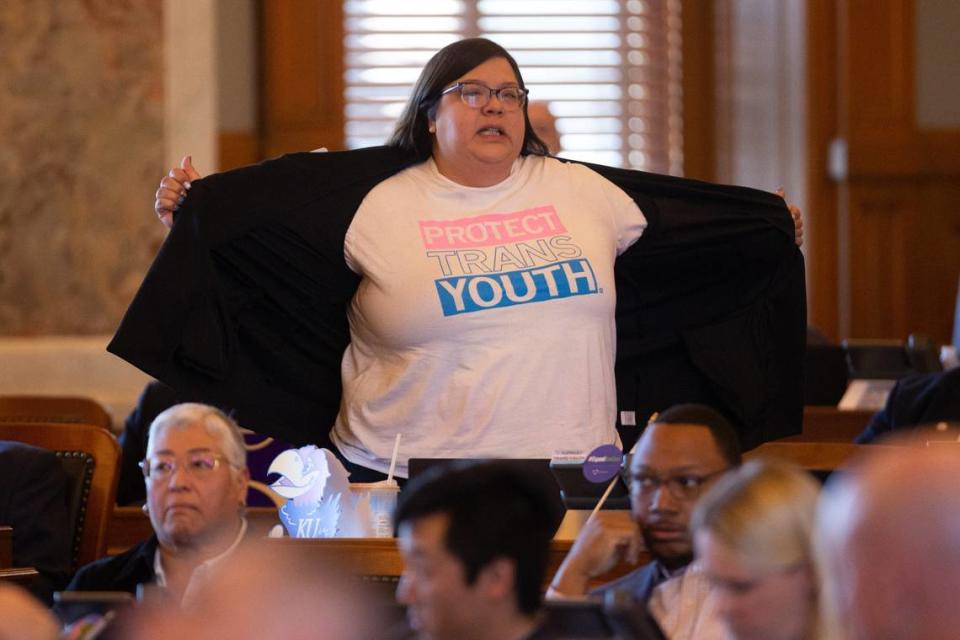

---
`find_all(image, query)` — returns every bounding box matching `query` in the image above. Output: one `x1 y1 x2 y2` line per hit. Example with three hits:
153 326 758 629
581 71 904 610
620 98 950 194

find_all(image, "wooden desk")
110 507 594 554
108 507 281 556
265 537 645 588
0 526 11 568
0 567 38 588
109 508 646 587
786 406 874 443
745 441 872 472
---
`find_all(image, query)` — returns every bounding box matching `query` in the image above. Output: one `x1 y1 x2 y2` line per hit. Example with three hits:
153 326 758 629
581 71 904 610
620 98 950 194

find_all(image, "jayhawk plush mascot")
268 446 372 537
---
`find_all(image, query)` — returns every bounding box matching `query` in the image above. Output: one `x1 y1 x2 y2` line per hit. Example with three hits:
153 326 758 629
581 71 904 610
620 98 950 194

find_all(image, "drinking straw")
588 477 619 520
386 433 402 482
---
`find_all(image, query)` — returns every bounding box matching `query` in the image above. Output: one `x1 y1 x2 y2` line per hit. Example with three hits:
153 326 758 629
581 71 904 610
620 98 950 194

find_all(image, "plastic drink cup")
350 479 400 537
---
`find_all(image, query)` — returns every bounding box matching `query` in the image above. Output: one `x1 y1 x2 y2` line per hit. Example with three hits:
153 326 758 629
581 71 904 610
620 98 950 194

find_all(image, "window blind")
343 0 683 174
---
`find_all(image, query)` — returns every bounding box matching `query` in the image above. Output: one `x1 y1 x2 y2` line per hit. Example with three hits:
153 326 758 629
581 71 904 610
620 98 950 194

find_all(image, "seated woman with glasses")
124 37 803 485
659 459 823 640
64 403 250 606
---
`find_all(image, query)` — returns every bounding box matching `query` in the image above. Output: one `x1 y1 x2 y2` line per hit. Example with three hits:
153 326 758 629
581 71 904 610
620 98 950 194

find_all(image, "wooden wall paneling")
841 173 960 344
837 0 915 339
218 130 261 171
845 183 912 337
260 0 344 157
827 0 960 343
842 0 918 178
805 0 840 339
919 130 960 175
844 0 914 134
906 178 960 341
680 0 715 182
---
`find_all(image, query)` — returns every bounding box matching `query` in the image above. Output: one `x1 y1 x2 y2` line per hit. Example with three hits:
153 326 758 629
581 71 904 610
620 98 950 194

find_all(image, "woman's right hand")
154 155 202 229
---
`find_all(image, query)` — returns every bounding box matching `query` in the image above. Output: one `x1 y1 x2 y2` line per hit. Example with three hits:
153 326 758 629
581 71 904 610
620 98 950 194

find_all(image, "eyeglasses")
440 82 529 110
140 453 235 480
621 468 728 502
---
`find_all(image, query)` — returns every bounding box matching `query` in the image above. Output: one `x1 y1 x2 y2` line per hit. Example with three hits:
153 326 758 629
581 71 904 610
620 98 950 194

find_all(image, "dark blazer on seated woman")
63 535 157 596
0 441 72 604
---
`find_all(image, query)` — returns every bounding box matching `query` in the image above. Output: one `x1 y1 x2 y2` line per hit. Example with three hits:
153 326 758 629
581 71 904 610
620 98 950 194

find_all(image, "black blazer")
108 147 805 452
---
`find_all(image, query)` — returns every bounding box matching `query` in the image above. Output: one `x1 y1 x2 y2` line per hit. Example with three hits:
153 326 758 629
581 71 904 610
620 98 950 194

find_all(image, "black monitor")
406 458 566 532
843 336 942 380
804 344 848 405
407 457 631 514
549 461 630 510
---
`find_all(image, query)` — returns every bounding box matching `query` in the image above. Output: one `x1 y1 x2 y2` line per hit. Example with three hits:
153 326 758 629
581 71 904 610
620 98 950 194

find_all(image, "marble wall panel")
0 0 167 335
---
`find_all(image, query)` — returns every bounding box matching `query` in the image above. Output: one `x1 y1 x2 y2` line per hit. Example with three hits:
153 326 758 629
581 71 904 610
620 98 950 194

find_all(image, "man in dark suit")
856 367 960 443
817 443 960 639
548 404 741 604
0 441 72 604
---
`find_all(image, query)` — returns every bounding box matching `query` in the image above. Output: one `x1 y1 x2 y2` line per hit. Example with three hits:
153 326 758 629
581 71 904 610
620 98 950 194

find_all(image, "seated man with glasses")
65 403 250 605
548 404 741 610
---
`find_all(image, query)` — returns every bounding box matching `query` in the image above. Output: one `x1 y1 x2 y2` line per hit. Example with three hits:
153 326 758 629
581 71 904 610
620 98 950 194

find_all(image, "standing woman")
128 38 804 480
151 38 644 480
331 41 648 478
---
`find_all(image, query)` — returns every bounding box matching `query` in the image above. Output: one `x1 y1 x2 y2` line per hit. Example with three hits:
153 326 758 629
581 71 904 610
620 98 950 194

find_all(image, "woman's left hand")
777 189 804 247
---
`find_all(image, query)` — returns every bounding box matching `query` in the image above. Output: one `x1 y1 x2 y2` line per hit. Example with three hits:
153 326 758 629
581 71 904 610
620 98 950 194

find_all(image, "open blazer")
109 146 806 451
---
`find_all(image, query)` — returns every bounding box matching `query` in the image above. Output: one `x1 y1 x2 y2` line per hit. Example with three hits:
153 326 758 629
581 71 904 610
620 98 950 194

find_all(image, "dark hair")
394 460 561 614
653 403 743 467
387 38 550 161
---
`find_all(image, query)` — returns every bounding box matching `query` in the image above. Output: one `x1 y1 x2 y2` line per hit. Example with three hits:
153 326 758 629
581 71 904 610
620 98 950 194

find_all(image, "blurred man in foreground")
394 460 561 640
0 583 59 640
125 542 384 640
816 443 960 639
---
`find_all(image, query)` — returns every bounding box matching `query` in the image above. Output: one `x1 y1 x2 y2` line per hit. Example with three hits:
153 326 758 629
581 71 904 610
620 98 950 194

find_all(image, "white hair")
147 403 247 471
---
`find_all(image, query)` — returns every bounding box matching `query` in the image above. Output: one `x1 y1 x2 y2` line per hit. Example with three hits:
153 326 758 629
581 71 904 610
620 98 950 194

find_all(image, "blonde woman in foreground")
657 459 825 640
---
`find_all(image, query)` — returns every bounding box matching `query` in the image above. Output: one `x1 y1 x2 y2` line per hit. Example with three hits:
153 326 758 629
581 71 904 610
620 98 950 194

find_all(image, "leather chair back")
0 422 119 569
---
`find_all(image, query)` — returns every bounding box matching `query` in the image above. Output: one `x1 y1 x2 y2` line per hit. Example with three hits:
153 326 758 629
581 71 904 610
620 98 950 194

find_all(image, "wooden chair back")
0 422 120 569
0 395 112 431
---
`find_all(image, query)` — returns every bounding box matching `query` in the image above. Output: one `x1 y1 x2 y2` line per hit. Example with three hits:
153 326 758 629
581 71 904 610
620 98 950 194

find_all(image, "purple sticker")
583 444 623 484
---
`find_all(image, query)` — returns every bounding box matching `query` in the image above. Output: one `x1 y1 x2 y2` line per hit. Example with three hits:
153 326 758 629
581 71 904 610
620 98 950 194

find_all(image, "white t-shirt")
332 155 646 476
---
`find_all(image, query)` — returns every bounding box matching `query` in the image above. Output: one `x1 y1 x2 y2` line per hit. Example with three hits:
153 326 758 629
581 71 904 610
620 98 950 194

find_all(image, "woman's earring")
428 124 436 133
141 503 149 515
